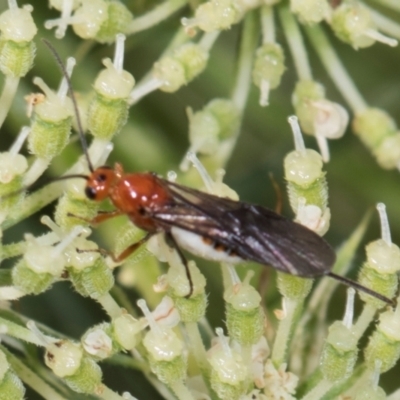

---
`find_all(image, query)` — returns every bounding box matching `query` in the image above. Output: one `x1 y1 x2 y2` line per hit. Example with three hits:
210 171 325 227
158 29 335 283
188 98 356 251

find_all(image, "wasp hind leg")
165 232 194 298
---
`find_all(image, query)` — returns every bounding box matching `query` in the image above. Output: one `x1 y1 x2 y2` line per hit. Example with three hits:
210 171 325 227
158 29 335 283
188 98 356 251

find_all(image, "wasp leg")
165 232 193 298
67 210 124 226
77 232 153 263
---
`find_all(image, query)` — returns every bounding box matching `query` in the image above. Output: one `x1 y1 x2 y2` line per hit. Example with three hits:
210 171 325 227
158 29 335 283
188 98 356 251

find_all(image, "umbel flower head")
0 0 400 399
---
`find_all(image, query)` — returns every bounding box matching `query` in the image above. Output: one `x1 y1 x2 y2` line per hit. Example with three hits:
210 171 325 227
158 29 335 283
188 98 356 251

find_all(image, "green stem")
261 5 275 44
185 321 219 400
0 76 19 129
0 316 48 346
96 293 123 319
373 0 400 12
271 297 300 367
367 7 400 40
304 25 368 113
231 11 258 114
169 380 196 400
101 385 132 400
352 304 377 340
1 240 27 260
301 379 333 400
279 5 312 80
127 0 189 35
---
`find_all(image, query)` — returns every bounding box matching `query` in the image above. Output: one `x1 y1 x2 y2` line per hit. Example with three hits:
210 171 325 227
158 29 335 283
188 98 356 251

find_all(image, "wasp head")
85 165 117 201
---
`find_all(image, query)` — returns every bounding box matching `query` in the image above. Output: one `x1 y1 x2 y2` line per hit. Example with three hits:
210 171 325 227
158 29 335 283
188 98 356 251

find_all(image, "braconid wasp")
3 39 394 306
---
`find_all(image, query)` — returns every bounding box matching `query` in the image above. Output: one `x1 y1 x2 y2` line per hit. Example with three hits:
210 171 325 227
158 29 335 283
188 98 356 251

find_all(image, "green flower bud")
28 74 75 160
64 357 103 394
321 321 358 382
154 43 209 93
290 0 331 25
54 193 100 230
68 257 114 299
182 0 240 33
357 238 400 307
153 56 186 93
173 43 209 82
167 260 206 298
0 370 25 400
0 5 37 77
95 1 133 44
225 303 264 346
364 311 400 373
208 328 248 400
253 42 285 105
12 258 54 295
374 134 400 170
112 314 142 350
331 3 375 49
353 108 397 150
72 0 133 44
82 323 116 360
113 223 149 265
143 328 186 385
45 340 102 394
170 292 207 323
87 59 135 140
292 80 325 134
0 175 25 223
284 149 326 204
277 273 313 301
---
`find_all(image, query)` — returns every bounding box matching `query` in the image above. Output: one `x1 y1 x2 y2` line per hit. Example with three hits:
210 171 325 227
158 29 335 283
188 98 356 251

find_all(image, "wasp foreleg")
67 210 124 226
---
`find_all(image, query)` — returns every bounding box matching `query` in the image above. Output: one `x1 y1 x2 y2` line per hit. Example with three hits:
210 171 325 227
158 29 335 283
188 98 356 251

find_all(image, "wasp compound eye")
97 173 107 182
85 186 97 200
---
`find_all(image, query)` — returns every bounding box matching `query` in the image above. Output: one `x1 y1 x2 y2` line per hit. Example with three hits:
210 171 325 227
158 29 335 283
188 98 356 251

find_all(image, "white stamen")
129 78 163 105
215 327 232 357
288 116 306 153
316 134 330 162
52 225 83 257
137 299 162 335
377 203 392 245
113 34 126 73
342 288 355 329
167 170 177 182
259 79 270 107
57 57 76 100
8 0 18 10
186 151 214 193
364 28 398 47
9 126 30 155
26 321 53 346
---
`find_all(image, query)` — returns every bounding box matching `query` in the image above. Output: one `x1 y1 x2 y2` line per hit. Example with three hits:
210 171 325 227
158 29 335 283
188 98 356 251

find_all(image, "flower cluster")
1 0 400 399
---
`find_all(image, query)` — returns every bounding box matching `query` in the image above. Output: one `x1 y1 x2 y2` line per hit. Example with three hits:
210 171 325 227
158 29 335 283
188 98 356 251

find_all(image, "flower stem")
127 0 189 35
301 379 333 400
271 297 300 366
96 293 123 319
304 25 368 113
279 5 312 80
374 0 400 12
0 76 19 129
170 380 196 400
261 5 275 43
0 317 49 346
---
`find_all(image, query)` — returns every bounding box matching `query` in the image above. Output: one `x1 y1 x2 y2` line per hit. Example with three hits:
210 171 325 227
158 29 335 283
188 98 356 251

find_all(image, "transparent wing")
150 179 336 278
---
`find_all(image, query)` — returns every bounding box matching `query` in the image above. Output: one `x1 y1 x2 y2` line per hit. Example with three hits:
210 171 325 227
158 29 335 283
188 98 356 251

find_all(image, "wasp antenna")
41 39 94 173
327 271 394 306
